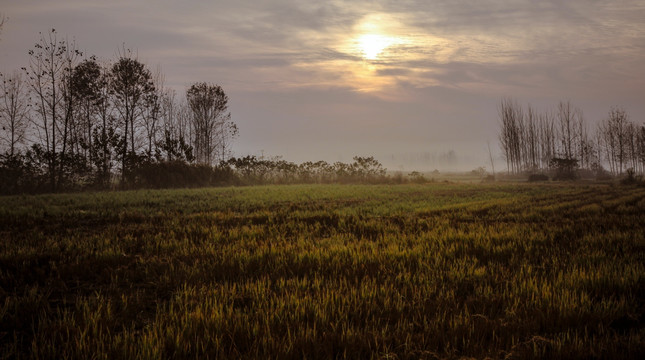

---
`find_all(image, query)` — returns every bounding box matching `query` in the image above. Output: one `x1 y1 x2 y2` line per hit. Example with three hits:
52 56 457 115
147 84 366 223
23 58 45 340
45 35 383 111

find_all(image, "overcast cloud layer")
1 0 644 170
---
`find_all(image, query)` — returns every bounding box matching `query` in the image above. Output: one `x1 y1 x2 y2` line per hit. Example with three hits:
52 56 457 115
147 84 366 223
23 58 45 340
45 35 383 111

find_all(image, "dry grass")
1 183 644 359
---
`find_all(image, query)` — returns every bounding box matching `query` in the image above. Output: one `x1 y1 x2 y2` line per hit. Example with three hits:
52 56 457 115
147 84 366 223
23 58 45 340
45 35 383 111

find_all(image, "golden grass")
1 183 644 359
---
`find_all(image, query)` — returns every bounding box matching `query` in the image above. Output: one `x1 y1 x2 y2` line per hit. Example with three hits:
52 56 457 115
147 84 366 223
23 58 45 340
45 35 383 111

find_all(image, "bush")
128 161 239 189
620 168 643 186
528 173 549 182
550 157 578 181
408 171 427 184
0 152 47 194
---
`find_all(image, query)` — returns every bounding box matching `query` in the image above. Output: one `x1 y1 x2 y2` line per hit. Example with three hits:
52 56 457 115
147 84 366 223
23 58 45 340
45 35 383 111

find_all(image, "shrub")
528 173 549 182
128 161 239 189
550 157 578 181
408 171 427 184
620 168 643 186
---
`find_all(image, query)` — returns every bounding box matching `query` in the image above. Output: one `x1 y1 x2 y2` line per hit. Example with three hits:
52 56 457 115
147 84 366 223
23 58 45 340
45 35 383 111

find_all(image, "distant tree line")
108 155 388 188
227 155 387 185
0 29 237 194
498 98 645 179
126 155 389 189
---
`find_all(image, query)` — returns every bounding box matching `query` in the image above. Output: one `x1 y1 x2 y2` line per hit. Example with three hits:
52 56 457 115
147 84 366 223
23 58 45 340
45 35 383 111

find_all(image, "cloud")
1 0 644 167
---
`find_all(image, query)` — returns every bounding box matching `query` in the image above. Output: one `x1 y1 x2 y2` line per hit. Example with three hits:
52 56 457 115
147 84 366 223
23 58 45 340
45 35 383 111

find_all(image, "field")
1 183 644 359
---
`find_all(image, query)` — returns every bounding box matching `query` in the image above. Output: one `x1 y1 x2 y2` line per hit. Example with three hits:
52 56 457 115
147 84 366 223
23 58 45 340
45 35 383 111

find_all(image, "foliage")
550 157 579 181
127 161 236 189
1 184 644 359
0 152 394 193
225 155 389 185
0 152 40 194
408 171 427 183
528 173 549 182
186 82 235 165
620 168 643 186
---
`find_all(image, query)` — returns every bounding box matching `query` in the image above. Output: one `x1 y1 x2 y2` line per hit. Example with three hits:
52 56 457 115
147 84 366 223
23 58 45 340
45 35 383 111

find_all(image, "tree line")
498 98 645 179
0 29 396 194
126 155 389 189
0 29 237 193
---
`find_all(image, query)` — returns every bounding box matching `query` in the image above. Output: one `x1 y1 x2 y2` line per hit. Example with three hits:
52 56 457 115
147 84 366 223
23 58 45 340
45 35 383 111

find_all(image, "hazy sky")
1 0 644 170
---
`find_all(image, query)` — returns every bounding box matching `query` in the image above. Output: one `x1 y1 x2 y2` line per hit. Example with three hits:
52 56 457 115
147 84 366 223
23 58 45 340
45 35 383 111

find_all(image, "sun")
357 33 396 60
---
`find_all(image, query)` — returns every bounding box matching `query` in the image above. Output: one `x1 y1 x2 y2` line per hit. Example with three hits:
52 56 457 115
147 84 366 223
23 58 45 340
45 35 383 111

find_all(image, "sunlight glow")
292 13 454 96
357 34 396 60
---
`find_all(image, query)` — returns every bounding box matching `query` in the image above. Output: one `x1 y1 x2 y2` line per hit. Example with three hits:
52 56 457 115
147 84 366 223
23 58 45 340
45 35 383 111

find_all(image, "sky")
1 0 644 171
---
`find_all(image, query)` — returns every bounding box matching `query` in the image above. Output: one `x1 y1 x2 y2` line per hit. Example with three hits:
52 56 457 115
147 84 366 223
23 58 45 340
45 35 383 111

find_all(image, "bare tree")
487 140 495 177
0 13 5 39
140 65 164 160
498 98 523 174
598 107 629 175
24 29 80 190
636 125 645 174
0 71 30 156
524 104 539 171
538 111 556 169
625 122 638 172
557 101 583 160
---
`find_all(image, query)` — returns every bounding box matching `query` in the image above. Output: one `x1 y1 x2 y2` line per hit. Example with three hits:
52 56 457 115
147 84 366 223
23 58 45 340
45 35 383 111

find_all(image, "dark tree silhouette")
0 71 29 156
186 82 236 165
24 29 81 191
110 54 155 182
71 57 102 161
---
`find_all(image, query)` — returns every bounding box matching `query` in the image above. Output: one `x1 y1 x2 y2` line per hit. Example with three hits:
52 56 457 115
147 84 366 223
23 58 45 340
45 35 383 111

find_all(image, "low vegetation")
1 183 644 359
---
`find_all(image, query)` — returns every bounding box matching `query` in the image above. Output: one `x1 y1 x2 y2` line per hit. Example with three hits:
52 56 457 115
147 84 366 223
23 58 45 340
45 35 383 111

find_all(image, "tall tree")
186 82 236 165
71 57 102 161
524 105 539 171
598 107 629 175
0 13 5 39
556 101 583 160
498 98 523 174
538 111 556 169
637 125 645 174
110 54 154 182
24 29 80 191
0 71 30 156
141 66 164 160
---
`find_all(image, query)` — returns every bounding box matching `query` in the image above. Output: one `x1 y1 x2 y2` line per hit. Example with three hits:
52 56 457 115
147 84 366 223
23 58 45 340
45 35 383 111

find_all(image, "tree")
351 156 386 180
24 29 81 191
498 98 523 174
141 66 164 160
0 13 5 39
0 71 30 156
110 54 155 182
524 104 539 171
550 157 578 180
538 111 556 169
557 101 583 161
636 125 645 174
71 57 103 162
75 60 117 187
186 82 236 165
598 107 629 175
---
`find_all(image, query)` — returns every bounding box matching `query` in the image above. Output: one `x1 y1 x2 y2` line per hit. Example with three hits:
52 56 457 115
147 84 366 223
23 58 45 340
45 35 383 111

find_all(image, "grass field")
1 183 644 359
